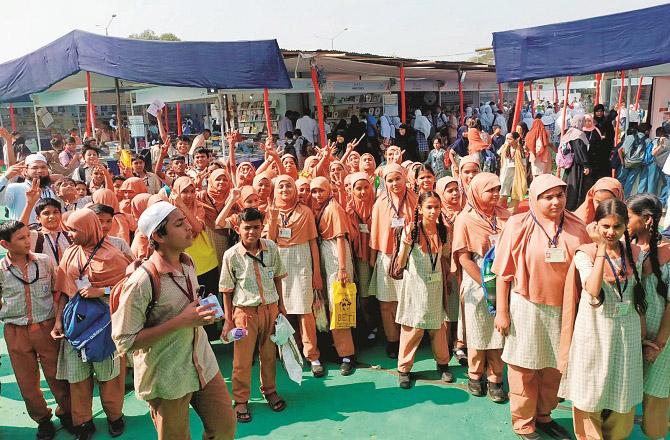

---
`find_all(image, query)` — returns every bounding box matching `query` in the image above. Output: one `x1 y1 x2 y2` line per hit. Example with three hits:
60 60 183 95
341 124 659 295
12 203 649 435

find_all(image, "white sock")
342 357 351 363
311 360 321 366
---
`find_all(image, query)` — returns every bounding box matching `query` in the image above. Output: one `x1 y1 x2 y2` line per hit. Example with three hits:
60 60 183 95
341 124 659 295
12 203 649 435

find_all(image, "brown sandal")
234 403 252 423
264 392 287 412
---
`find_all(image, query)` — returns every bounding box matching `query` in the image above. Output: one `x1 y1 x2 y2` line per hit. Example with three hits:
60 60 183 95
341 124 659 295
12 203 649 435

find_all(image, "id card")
264 268 275 280
391 217 405 228
544 247 567 263
278 227 292 239
76 276 91 291
614 301 631 318
489 235 499 247
427 272 442 284
359 223 369 234
199 295 224 319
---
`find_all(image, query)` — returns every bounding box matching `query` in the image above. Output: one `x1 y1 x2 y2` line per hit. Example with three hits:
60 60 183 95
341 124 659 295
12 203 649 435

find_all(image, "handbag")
312 289 329 332
555 142 574 169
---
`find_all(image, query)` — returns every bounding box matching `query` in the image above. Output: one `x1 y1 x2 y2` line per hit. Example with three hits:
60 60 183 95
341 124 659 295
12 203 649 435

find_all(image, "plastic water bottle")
221 328 248 344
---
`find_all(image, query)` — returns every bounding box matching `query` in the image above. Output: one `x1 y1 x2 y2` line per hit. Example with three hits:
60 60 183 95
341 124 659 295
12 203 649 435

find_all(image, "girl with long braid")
559 198 646 440
627 194 670 439
394 192 452 389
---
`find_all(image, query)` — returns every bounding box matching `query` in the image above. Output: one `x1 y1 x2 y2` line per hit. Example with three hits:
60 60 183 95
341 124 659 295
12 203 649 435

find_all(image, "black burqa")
395 126 420 162
562 126 593 210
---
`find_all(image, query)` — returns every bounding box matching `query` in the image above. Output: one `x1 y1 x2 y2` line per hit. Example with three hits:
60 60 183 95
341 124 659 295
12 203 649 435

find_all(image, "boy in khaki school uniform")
0 220 73 439
111 202 235 440
220 207 288 423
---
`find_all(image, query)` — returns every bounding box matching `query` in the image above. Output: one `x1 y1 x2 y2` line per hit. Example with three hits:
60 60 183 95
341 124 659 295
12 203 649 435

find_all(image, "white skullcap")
138 201 176 238
25 153 47 166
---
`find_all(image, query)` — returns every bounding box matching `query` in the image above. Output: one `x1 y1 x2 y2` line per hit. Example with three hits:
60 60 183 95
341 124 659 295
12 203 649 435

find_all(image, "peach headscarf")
130 193 152 222
92 188 135 243
359 153 377 177
171 176 205 226
253 171 273 214
492 174 590 307
573 177 623 225
120 177 149 196
347 172 374 261
467 128 490 154
281 154 299 180
435 176 461 224
311 176 350 241
457 155 480 206
197 169 230 228
58 209 132 296
370 164 417 254
452 172 510 258
271 175 317 246
236 161 256 187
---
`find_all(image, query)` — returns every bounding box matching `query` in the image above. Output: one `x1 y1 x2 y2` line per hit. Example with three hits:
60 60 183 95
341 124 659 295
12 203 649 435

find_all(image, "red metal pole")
458 79 464 126
176 103 182 136
498 83 503 109
9 104 15 131
511 81 524 132
529 82 534 115
634 76 644 110
86 71 92 136
400 65 406 124
310 65 326 147
560 76 572 141
614 70 625 144
164 105 169 133
594 73 602 106
263 88 273 138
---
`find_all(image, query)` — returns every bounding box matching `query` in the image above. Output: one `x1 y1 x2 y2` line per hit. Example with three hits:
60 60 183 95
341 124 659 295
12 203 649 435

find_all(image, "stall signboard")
128 115 146 138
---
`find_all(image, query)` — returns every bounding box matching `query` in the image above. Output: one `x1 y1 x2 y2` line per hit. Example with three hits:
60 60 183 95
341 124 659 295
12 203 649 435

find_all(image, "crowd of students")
0 100 668 440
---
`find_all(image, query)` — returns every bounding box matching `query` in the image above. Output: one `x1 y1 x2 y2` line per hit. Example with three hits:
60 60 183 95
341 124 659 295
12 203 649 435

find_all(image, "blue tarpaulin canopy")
0 30 291 101
492 4 670 83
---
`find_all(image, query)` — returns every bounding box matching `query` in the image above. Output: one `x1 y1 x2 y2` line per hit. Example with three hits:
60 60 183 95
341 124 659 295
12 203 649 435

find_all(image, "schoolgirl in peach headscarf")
345 150 361 173
235 161 256 187
492 174 589 439
310 176 356 374
253 172 273 215
281 154 299 180
573 177 623 225
214 186 260 232
329 160 348 207
435 176 461 226
295 177 312 206
359 153 377 178
455 154 481 208
266 175 324 376
118 177 149 215
300 156 320 179
56 208 132 431
91 188 135 245
369 163 418 358
452 172 510 402
197 169 232 264
346 172 377 339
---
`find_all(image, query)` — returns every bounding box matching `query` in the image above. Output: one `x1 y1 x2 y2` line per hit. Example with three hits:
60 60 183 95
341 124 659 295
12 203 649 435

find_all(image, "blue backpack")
63 293 116 363
480 246 497 316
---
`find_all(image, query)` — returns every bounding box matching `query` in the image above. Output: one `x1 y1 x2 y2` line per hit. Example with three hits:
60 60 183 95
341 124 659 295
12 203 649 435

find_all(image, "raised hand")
5 161 26 180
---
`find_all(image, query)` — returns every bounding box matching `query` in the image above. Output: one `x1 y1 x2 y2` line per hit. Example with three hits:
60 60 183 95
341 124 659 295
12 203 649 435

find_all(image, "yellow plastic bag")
119 148 132 169
330 282 357 330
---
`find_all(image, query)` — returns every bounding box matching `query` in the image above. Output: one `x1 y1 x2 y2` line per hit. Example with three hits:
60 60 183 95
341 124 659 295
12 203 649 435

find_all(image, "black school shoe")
340 359 355 376
36 420 55 440
487 382 508 403
455 348 468 366
467 378 486 397
437 364 454 383
398 372 411 389
74 421 96 440
311 363 326 378
108 416 125 437
536 420 572 440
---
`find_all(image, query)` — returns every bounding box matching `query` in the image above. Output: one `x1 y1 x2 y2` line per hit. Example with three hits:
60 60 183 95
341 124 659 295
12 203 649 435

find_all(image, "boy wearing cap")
220 208 288 423
0 220 73 439
112 201 235 439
